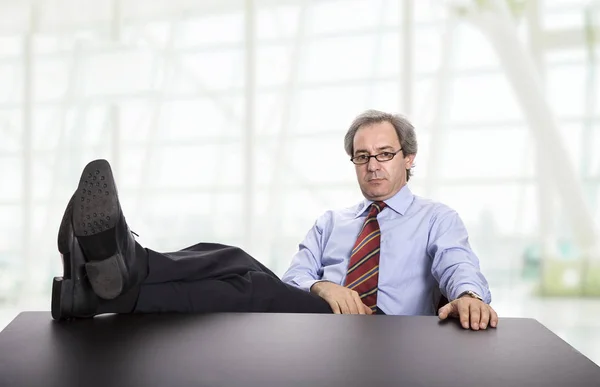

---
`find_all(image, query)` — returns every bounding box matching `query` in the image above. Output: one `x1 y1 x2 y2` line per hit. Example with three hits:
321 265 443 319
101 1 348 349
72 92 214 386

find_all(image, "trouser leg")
133 242 332 314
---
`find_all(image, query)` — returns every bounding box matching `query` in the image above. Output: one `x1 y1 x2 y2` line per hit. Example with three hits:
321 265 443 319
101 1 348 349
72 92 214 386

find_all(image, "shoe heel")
84 254 126 300
51 277 72 321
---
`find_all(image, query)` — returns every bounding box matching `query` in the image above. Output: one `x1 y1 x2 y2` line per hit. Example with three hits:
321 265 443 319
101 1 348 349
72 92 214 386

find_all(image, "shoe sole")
73 160 119 238
51 277 71 320
52 196 95 320
73 159 126 300
52 196 74 320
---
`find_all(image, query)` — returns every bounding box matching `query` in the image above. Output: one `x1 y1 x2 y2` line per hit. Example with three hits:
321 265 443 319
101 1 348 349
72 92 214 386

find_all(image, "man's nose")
367 157 380 171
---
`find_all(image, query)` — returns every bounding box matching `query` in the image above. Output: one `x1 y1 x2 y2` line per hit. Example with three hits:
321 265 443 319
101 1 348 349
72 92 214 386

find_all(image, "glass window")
307 0 384 36
0 157 21 201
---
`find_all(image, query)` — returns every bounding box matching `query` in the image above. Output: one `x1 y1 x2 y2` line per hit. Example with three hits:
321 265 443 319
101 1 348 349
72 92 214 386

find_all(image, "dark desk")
1 312 599 387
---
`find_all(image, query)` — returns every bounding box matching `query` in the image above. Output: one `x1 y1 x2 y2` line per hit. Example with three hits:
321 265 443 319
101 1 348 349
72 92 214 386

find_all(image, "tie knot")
370 201 386 215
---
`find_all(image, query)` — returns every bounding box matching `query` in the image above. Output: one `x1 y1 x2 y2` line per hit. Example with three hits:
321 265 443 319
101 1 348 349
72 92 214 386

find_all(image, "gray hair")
344 109 418 181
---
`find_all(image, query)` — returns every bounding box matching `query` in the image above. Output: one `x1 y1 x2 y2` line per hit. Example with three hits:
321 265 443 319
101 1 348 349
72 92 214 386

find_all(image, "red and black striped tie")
344 201 386 313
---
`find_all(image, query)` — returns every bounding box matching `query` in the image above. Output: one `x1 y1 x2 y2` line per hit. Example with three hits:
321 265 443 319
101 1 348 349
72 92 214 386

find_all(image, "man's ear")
405 154 416 169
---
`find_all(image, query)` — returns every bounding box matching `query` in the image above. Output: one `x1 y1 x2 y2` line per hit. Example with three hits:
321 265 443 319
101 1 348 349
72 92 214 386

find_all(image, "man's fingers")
341 294 358 314
479 306 490 329
439 298 499 330
458 301 470 329
490 307 499 328
469 303 481 330
318 284 388 316
346 297 359 314
438 303 453 320
357 304 365 315
352 293 366 315
329 301 341 314
339 300 351 314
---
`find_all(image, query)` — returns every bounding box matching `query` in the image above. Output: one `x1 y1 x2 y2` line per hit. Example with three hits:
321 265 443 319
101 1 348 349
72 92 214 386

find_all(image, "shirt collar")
354 184 414 218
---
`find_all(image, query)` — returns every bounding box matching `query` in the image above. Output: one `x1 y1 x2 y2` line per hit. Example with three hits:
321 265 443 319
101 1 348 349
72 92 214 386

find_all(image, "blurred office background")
0 0 599 364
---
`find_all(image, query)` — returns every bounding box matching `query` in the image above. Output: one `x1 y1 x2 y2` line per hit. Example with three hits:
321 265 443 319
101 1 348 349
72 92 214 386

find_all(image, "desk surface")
1 312 599 387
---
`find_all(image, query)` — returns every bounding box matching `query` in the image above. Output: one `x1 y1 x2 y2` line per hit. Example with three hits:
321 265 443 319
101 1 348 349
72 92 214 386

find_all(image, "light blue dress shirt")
281 185 491 315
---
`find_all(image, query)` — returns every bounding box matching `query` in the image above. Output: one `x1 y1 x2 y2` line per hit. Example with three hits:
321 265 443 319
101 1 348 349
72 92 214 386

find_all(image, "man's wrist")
311 280 339 296
309 280 328 294
457 290 483 302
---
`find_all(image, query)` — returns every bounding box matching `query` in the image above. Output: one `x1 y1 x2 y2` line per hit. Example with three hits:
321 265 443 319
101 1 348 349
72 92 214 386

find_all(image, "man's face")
352 121 415 201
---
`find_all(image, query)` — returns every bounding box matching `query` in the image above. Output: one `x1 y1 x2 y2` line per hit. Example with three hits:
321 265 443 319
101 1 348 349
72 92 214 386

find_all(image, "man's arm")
280 217 327 292
428 207 491 303
428 207 498 329
281 214 372 315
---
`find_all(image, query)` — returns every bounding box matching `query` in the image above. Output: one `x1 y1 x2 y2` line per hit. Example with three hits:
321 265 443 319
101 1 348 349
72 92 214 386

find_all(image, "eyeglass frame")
350 148 403 165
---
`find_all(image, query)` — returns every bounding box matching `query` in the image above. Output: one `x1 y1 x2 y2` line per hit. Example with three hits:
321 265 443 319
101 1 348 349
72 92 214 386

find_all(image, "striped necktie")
344 201 386 313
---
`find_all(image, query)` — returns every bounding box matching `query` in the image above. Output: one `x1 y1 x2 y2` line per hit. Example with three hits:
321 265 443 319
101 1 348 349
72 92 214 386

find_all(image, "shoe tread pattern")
73 160 119 238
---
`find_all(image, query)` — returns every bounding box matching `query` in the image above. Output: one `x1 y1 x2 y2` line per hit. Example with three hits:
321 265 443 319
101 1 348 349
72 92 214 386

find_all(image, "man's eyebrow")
354 146 395 154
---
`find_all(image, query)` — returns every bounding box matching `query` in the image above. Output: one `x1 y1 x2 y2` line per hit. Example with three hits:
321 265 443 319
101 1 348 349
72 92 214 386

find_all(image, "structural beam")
19 1 36 301
456 0 598 256
243 0 256 252
401 0 414 116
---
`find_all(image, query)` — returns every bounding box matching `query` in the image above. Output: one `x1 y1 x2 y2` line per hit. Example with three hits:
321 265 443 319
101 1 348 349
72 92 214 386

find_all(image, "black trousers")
132 242 333 314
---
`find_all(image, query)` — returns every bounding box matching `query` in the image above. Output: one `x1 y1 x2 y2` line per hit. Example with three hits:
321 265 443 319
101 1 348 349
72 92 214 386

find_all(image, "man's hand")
438 296 498 330
310 281 373 315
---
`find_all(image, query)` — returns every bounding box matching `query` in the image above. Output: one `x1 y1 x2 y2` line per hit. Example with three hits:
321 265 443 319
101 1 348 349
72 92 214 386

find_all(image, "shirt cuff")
297 279 326 293
299 280 331 292
452 284 490 304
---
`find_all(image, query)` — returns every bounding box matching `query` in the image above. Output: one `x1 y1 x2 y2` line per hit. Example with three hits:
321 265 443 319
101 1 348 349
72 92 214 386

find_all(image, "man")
52 109 498 330
281 110 497 330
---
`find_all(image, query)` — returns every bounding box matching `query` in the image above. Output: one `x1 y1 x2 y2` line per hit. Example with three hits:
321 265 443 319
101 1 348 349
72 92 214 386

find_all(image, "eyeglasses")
350 149 403 165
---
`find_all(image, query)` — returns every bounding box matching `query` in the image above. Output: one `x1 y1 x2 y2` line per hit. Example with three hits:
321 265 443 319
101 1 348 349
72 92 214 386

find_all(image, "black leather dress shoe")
72 159 147 300
51 196 99 320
